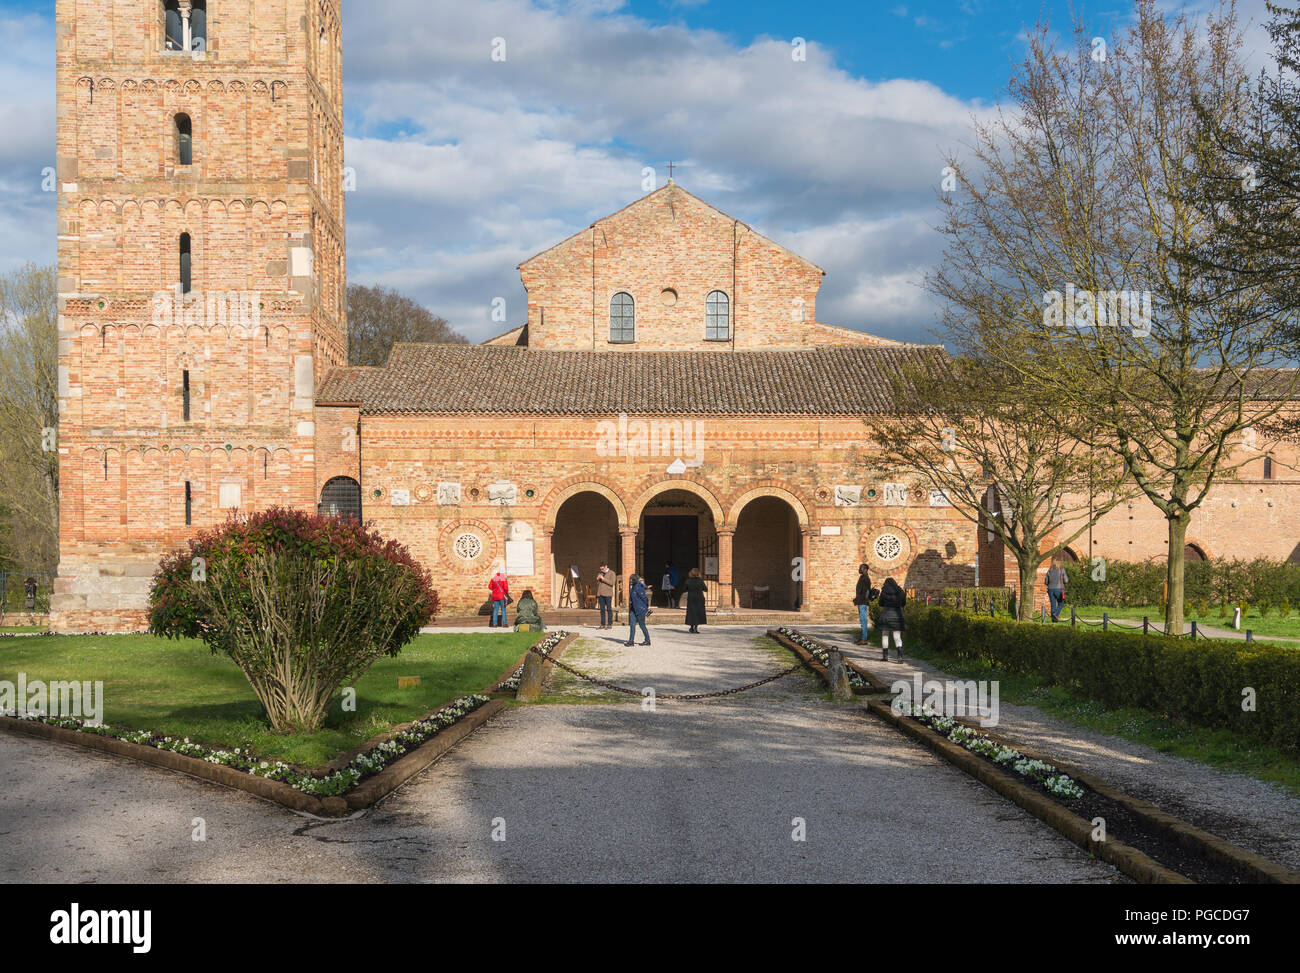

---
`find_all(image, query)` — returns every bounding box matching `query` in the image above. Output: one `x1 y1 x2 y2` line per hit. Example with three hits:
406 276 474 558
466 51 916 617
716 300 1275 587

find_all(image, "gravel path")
0 623 1124 883
817 626 1300 871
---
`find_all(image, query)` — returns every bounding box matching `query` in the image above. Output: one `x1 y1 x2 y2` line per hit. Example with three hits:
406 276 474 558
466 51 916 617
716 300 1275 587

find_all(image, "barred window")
609 292 635 343
705 290 729 340
320 476 362 522
175 113 192 166
179 233 191 293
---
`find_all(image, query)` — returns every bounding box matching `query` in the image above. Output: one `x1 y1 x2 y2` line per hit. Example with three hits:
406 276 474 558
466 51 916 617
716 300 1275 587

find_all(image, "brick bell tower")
51 1 346 632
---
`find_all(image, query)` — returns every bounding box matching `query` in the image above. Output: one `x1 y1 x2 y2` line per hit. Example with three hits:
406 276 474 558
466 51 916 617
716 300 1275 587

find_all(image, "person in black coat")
852 563 875 645
684 568 707 633
877 577 906 662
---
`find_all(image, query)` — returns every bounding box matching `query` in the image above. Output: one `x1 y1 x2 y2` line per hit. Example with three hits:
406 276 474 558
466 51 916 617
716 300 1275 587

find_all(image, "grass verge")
0 631 537 765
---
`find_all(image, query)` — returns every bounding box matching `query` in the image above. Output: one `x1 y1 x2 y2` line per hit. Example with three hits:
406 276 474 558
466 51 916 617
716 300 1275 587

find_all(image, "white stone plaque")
219 483 241 509
487 481 517 506
833 485 861 507
437 482 461 506
929 490 951 507
390 489 410 507
882 483 909 506
505 539 534 575
820 525 842 535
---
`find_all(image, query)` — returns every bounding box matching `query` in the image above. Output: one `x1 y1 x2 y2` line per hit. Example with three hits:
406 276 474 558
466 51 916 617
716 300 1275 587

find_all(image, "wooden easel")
559 571 578 608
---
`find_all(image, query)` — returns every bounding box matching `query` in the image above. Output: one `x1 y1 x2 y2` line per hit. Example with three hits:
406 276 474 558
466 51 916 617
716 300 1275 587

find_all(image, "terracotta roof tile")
318 343 948 416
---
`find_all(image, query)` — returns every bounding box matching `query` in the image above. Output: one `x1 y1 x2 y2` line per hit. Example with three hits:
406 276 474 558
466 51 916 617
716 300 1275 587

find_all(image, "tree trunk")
1165 513 1189 635
1017 554 1042 621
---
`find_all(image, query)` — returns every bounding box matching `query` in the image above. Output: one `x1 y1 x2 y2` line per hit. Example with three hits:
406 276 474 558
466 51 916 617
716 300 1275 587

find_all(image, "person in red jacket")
488 571 509 628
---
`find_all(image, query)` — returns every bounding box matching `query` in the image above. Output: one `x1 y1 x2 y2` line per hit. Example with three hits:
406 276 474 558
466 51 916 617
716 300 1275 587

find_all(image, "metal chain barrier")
526 644 804 700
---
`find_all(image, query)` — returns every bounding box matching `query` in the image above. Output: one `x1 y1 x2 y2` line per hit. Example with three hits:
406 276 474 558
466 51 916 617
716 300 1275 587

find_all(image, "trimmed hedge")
1066 557 1300 610
941 586 1016 615
906 604 1300 751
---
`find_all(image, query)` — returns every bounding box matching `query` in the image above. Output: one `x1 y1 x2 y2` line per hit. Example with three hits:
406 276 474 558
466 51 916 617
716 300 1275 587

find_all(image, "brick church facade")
49 1 1299 632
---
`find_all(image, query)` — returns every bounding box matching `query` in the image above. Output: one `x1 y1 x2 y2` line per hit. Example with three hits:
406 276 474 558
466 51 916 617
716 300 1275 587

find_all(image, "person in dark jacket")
684 568 707 633
852 563 875 644
513 589 544 632
625 574 651 647
877 577 906 662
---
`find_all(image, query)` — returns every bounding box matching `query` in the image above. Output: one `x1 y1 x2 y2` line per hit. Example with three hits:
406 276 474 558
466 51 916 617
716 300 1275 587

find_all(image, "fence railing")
0 571 54 614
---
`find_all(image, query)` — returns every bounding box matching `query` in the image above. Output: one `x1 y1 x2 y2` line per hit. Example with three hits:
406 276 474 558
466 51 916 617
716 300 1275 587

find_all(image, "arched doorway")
319 476 361 521
732 496 801 610
551 490 621 607
1184 543 1208 562
638 488 719 607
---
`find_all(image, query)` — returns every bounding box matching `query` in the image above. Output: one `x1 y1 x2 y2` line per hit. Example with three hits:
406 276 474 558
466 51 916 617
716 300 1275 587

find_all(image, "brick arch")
628 477 725 526
726 483 812 528
1184 539 1213 563
540 477 629 529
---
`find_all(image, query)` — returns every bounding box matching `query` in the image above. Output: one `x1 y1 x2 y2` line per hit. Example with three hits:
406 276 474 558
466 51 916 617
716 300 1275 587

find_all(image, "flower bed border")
485 630 576 694
0 631 571 817
768 627 890 693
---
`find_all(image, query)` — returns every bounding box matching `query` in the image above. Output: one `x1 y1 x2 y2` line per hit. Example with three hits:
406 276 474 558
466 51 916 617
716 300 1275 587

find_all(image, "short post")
1246 629 1254 644
826 648 853 700
1233 606 1242 630
1190 620 1198 639
1103 612 1109 631
1070 605 1076 627
1040 605 1046 624
515 650 547 702
1143 615 1149 635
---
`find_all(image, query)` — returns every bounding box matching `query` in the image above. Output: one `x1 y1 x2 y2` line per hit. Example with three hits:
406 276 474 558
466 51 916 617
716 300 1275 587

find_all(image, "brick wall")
519 183 886 352
52 0 345 632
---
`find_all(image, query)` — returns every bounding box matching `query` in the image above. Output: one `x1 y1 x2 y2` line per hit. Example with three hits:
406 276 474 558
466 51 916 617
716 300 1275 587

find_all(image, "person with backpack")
852 563 876 645
1045 560 1068 622
877 577 906 662
625 574 651 646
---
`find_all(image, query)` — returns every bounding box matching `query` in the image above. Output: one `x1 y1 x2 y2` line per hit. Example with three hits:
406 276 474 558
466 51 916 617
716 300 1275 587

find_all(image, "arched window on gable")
705 290 730 341
175 113 192 166
179 233 191 293
609 292 635 344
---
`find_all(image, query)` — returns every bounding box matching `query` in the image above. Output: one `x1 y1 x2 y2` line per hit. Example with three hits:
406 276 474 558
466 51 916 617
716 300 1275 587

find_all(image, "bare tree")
0 264 58 572
347 284 467 366
869 354 1131 619
932 1 1300 633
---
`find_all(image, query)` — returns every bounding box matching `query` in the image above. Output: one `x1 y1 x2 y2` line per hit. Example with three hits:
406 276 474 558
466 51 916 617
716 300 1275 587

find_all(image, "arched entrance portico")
732 495 804 610
636 488 720 607
549 490 623 608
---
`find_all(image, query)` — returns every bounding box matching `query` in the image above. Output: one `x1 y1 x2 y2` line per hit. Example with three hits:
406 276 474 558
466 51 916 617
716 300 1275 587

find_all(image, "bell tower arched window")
175 113 192 166
179 233 191 293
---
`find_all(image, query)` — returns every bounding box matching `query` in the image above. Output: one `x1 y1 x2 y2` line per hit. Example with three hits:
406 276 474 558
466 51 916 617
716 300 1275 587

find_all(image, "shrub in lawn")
1257 598 1273 619
148 507 440 732
1194 597 1209 618
1282 598 1292 620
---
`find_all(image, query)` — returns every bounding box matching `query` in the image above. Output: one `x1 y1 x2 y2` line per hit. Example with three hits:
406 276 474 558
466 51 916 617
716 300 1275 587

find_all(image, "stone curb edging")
487 632 578 694
0 713 329 815
946 718 1300 885
863 699 1192 884
767 628 891 693
0 631 579 818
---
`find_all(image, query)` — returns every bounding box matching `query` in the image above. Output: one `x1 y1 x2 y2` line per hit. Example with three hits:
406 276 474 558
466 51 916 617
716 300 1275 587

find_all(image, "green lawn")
0 631 538 766
0 626 49 633
1068 604 1300 640
849 628 1300 796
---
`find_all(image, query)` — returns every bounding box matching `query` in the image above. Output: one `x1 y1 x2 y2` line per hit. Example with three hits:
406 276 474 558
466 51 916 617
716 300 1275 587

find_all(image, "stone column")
717 527 735 609
619 527 637 604
539 527 554 607
800 527 812 612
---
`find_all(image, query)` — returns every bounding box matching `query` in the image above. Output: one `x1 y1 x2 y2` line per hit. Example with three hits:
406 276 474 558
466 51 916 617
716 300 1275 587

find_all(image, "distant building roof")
317 342 948 416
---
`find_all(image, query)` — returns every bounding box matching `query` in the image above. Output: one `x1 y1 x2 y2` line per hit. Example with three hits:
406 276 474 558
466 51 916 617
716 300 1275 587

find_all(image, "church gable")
516 183 883 351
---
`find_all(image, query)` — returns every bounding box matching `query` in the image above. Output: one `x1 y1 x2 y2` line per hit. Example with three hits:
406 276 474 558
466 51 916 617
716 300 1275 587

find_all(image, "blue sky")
0 0 1279 343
